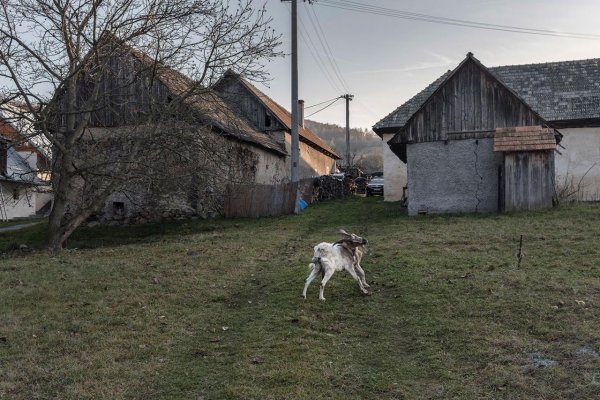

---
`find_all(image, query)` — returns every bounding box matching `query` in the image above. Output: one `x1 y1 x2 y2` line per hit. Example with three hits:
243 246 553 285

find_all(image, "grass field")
1 198 599 399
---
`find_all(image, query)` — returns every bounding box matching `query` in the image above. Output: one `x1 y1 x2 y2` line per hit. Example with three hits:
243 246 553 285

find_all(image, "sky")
258 0 600 130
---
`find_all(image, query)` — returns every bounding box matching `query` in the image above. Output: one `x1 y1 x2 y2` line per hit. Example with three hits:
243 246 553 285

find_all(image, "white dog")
302 230 369 301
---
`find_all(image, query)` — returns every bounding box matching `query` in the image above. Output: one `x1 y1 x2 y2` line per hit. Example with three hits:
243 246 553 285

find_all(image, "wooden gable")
215 76 287 132
394 55 546 146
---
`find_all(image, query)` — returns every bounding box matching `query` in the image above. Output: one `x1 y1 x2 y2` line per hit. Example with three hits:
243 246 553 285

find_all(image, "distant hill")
304 119 383 173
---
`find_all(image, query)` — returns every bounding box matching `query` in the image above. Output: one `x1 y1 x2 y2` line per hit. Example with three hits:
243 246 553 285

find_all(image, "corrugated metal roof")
494 126 557 152
374 57 600 133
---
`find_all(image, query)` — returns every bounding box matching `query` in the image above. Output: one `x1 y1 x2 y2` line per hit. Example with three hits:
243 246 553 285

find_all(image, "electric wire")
284 2 344 94
305 97 342 118
331 0 600 38
305 96 342 108
317 0 600 40
307 6 351 92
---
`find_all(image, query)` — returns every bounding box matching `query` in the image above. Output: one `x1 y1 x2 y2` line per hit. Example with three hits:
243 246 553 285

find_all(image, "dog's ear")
338 229 351 237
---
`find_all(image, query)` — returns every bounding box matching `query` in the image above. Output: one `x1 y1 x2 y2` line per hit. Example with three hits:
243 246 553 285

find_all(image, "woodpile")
306 176 352 203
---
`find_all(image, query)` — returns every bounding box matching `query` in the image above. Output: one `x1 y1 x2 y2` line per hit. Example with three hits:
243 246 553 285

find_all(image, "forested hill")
304 119 383 173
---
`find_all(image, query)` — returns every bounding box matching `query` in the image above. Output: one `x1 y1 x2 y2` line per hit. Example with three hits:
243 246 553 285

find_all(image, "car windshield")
370 178 383 184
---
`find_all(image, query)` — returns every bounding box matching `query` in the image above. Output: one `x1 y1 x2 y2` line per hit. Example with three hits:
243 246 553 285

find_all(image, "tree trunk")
46 77 77 253
46 154 72 252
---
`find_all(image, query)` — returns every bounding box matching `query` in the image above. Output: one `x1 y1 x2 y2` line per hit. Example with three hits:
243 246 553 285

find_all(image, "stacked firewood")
310 175 353 202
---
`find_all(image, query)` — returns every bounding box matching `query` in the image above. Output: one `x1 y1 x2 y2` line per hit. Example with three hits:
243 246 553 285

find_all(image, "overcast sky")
258 0 600 130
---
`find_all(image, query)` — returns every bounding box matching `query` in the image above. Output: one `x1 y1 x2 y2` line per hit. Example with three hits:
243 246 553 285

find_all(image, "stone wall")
407 138 503 216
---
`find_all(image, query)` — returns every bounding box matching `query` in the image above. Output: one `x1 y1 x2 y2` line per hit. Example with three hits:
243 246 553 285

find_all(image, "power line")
307 6 351 92
305 96 342 108
284 2 344 94
305 97 342 118
317 0 600 40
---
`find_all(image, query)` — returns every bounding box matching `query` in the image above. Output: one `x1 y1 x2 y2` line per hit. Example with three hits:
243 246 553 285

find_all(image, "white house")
0 105 52 220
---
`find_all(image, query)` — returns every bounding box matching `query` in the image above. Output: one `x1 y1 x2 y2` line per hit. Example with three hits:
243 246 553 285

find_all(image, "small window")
113 201 125 216
13 188 19 200
265 113 272 128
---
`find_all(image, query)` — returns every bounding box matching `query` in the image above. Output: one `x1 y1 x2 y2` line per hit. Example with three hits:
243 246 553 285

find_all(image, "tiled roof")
237 77 341 159
126 46 287 156
493 126 557 152
374 57 600 132
0 103 52 161
491 59 600 122
373 70 452 133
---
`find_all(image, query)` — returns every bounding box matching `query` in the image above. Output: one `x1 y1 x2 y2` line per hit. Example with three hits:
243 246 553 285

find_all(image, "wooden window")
265 112 272 128
13 188 19 200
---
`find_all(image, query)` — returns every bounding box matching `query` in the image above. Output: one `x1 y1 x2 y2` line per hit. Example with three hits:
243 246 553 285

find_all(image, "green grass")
0 217 44 228
1 198 600 399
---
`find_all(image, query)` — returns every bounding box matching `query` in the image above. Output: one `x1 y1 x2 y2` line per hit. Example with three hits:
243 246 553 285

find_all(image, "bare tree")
0 0 281 252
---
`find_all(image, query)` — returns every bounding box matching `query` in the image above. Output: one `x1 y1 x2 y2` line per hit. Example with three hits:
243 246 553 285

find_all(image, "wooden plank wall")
224 182 299 218
399 58 545 145
504 151 554 212
216 79 285 132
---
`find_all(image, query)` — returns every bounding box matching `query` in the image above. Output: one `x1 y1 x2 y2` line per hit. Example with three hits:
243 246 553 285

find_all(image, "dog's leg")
347 266 369 295
319 269 334 301
302 263 321 299
355 264 370 288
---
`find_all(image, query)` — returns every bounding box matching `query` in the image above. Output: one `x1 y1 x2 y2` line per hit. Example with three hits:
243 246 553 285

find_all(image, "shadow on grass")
0 197 404 253
0 218 229 253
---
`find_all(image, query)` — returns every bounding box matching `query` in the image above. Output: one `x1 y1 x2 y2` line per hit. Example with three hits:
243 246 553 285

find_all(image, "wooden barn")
375 53 600 210
374 53 561 215
50 41 299 223
215 70 341 178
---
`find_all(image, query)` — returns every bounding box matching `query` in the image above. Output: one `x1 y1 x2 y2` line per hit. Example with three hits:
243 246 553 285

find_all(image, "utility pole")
342 94 354 167
282 0 300 183
290 0 300 183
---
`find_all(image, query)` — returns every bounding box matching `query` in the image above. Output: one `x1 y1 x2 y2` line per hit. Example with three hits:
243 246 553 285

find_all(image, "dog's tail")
309 256 322 271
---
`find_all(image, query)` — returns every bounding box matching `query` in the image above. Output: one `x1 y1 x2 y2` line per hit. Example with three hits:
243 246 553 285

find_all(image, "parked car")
330 173 345 181
366 177 384 197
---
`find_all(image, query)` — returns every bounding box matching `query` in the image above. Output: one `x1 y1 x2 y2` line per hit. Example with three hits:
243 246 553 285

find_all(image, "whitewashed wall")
251 145 287 185
555 127 600 201
0 182 36 219
382 133 407 201
284 133 337 179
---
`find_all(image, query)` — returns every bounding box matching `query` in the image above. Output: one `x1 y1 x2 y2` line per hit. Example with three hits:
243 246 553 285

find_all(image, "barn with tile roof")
374 53 600 212
215 70 340 179
51 40 321 223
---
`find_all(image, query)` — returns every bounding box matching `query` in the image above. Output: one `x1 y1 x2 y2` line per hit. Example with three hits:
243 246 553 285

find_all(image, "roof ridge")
490 57 600 70
375 54 600 132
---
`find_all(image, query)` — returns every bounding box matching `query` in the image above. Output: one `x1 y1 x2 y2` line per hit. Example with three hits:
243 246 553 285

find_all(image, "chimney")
298 99 305 128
